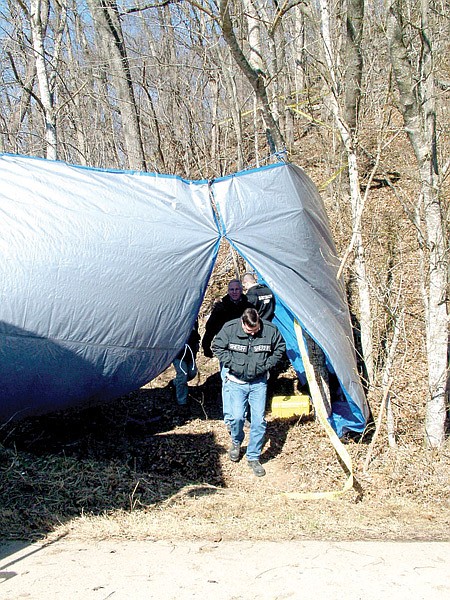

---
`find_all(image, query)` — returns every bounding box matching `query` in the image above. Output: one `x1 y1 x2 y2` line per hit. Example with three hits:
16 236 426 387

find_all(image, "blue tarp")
0 153 369 435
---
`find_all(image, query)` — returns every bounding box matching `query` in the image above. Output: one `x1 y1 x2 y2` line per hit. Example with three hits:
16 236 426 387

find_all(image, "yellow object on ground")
271 394 311 418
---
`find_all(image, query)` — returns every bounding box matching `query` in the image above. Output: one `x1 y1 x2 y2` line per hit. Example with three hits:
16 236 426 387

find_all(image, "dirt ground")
1 354 449 546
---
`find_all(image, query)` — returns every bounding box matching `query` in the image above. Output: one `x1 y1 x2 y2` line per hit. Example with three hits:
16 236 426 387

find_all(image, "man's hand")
255 363 268 378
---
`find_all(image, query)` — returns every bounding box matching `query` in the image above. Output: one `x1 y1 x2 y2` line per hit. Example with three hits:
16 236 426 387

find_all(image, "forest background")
0 0 449 541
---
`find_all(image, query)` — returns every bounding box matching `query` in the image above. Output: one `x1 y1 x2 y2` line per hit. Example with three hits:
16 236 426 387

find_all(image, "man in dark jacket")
202 279 250 357
202 279 250 429
212 308 286 477
241 272 276 321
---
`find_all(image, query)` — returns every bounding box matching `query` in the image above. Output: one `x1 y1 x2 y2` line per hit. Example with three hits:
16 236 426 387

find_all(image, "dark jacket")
212 318 286 382
202 294 250 357
246 283 276 321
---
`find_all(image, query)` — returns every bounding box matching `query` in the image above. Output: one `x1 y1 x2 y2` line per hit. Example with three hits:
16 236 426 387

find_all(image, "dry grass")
1 357 449 544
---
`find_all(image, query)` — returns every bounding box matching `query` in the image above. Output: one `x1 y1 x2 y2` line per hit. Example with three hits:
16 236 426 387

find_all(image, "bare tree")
3 40 36 154
344 0 364 133
87 0 146 171
386 0 448 447
11 0 61 159
315 0 374 385
219 0 285 154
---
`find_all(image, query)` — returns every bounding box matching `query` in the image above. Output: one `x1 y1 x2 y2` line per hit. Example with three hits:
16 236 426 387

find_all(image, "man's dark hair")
242 307 260 327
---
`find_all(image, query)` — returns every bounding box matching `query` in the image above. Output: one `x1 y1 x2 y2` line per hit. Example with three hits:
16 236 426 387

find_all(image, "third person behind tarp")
241 272 276 321
242 271 289 399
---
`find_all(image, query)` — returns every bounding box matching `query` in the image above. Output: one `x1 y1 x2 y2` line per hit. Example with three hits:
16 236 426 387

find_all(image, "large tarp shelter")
0 153 369 435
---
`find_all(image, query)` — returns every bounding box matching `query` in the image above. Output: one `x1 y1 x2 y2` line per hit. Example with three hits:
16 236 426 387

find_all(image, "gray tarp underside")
0 154 369 430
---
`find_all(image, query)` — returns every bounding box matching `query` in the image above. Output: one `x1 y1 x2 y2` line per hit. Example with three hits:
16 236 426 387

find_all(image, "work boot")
228 442 241 462
247 459 266 477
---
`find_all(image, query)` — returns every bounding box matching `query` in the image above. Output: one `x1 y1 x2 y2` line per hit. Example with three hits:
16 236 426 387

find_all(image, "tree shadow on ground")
261 416 307 462
0 367 315 540
0 383 227 541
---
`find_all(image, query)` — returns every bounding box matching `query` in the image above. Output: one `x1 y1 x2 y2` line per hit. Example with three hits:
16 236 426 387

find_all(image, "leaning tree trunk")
318 0 374 385
221 50 245 171
219 0 285 154
387 0 448 448
344 0 364 134
87 0 146 171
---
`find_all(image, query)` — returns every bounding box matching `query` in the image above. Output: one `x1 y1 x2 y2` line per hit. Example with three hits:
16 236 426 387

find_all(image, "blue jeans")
173 357 197 405
221 365 231 426
225 375 267 461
